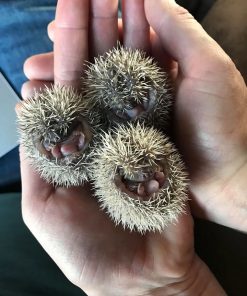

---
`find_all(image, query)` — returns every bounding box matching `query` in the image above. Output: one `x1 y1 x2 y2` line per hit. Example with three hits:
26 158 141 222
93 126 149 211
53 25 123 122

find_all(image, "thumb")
144 0 228 77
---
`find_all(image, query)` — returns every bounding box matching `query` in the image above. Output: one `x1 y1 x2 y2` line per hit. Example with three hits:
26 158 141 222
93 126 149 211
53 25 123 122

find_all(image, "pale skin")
18 0 247 295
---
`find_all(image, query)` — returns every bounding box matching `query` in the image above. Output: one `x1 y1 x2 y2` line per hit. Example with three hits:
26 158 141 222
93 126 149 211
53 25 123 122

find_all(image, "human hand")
144 0 247 232
19 0 227 295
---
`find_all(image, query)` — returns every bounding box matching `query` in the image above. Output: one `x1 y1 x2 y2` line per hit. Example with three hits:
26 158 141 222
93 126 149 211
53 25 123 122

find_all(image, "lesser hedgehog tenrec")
83 46 173 129
17 85 103 187
90 123 188 233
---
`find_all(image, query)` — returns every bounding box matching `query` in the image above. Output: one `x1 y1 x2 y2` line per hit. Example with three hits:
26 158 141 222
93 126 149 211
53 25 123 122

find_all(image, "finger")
118 18 123 44
24 52 54 81
49 18 122 46
21 80 53 99
122 0 150 52
144 0 228 77
54 0 89 88
49 17 122 47
47 20 55 42
90 0 118 59
47 18 120 51
150 27 178 78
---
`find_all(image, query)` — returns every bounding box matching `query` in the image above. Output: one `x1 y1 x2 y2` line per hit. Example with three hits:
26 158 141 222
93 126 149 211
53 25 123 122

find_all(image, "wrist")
148 255 226 296
83 255 226 296
135 255 227 296
173 256 226 296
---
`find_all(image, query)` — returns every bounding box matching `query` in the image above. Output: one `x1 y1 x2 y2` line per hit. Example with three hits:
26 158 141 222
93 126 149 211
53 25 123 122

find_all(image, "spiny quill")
17 85 103 187
83 46 173 129
90 123 188 233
